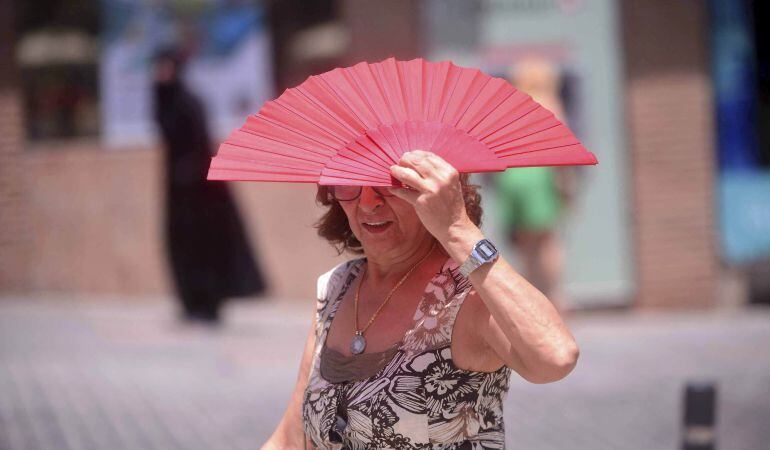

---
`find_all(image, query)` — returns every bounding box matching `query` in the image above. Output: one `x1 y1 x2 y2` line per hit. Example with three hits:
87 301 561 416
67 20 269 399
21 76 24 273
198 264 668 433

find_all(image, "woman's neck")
363 238 440 287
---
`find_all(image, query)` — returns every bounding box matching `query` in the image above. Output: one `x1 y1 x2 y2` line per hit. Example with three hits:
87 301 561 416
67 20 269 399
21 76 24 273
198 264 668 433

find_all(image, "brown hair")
314 174 483 254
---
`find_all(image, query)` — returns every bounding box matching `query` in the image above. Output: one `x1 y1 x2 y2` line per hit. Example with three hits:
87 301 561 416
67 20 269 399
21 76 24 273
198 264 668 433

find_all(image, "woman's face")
337 187 431 260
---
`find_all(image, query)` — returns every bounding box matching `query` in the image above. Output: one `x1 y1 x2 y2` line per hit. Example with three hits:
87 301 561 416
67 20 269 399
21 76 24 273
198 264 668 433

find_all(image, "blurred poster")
100 0 273 147
710 0 758 170
424 0 632 308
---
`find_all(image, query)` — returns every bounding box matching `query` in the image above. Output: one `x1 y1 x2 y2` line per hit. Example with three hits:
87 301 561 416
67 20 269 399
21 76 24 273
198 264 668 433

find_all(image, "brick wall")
623 0 719 308
0 89 30 292
0 0 29 291
3 142 344 300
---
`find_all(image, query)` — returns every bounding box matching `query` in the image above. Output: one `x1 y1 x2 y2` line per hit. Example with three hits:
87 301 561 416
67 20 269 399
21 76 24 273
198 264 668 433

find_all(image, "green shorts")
493 167 563 232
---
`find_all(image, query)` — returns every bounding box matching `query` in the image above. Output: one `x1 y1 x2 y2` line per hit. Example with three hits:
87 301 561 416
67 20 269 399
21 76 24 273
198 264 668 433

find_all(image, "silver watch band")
459 256 483 277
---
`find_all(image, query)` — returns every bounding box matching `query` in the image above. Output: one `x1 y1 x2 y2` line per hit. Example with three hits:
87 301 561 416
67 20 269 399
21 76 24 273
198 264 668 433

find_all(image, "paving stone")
0 298 768 450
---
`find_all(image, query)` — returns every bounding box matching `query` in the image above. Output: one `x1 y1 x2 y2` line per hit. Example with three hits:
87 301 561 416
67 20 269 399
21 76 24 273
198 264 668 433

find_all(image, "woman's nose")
358 187 384 211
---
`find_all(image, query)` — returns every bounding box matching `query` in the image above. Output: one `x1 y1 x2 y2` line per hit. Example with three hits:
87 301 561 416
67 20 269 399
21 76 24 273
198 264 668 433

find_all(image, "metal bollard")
682 381 717 450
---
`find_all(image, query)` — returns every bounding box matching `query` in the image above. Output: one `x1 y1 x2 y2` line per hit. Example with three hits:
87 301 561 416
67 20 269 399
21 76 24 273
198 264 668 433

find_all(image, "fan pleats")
208 57 597 185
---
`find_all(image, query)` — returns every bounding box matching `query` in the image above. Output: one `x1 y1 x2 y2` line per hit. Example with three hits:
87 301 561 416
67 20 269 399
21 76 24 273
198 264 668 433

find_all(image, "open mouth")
361 220 392 233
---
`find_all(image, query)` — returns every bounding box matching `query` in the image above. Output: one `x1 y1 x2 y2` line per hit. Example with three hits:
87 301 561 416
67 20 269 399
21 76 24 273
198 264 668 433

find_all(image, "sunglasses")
329 185 396 202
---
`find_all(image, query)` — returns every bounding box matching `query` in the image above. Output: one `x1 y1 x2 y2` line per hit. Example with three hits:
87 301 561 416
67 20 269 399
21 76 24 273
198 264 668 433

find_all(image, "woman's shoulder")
316 257 364 301
313 258 363 332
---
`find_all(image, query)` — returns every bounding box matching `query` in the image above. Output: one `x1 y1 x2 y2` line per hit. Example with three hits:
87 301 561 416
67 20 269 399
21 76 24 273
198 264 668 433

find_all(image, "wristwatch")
459 238 499 277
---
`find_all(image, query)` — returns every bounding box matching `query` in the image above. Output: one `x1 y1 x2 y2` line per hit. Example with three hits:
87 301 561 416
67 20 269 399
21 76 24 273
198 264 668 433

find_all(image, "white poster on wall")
100 0 273 148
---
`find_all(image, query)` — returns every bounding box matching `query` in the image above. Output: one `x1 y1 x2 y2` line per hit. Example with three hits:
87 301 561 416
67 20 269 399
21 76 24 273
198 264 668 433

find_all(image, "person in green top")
494 59 580 310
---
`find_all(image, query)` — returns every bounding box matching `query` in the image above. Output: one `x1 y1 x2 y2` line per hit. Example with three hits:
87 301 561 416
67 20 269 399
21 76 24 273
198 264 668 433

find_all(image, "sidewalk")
1 297 769 450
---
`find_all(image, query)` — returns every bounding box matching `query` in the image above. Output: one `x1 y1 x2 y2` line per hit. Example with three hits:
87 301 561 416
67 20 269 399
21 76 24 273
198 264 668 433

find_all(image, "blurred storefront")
1 0 766 309
421 0 634 309
711 0 770 304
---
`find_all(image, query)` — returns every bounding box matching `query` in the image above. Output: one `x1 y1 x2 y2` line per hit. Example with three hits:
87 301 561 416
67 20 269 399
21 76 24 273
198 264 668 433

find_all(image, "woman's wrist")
439 218 485 265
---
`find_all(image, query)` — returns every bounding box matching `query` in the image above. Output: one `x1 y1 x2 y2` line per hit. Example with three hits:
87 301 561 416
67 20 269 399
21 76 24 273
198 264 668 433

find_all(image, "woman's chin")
359 233 401 254
360 237 394 251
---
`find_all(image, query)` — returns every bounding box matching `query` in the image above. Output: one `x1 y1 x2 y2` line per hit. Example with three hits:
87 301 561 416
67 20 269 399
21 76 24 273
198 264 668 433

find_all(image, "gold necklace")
350 241 437 355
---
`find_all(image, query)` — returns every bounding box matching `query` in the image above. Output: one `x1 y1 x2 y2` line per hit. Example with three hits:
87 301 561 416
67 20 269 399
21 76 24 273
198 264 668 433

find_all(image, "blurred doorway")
424 0 634 309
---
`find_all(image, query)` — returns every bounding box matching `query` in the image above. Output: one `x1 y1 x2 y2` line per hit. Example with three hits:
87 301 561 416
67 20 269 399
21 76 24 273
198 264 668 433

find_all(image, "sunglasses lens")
331 186 360 201
331 186 393 201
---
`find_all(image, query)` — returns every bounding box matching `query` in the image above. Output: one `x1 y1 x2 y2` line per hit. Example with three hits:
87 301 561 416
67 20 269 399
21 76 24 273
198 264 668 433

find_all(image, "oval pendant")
350 333 366 355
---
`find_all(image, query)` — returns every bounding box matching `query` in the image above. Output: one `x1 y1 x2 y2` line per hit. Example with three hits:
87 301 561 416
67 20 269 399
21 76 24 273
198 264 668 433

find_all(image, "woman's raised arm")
390 150 579 384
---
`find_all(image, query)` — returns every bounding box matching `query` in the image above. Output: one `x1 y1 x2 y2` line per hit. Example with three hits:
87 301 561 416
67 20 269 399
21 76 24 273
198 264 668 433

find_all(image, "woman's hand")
388 150 474 243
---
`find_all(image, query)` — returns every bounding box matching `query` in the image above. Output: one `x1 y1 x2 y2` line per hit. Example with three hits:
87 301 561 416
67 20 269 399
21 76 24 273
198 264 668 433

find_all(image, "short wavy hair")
315 174 483 255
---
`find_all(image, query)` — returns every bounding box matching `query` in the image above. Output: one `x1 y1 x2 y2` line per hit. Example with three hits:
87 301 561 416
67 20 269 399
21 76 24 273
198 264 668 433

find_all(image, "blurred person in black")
153 48 266 325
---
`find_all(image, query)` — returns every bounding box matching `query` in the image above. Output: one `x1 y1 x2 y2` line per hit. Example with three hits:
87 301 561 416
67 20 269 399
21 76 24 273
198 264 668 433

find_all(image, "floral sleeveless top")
302 257 512 449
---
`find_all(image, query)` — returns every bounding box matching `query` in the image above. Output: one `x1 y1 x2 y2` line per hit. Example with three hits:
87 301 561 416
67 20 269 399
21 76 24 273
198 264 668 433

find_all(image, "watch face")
476 240 497 260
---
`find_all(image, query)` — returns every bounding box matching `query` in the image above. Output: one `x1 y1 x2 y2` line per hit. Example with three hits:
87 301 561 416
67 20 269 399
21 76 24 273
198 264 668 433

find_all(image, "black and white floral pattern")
302 258 512 449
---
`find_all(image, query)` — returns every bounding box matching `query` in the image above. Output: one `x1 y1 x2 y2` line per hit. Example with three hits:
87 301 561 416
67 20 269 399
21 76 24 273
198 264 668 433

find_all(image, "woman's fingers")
390 165 430 192
399 150 457 184
390 150 470 242
398 150 432 178
387 186 420 204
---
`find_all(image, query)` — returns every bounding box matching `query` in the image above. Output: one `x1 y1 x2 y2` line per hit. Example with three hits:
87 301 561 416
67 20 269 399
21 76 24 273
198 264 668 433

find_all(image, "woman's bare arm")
260 314 317 450
390 151 579 384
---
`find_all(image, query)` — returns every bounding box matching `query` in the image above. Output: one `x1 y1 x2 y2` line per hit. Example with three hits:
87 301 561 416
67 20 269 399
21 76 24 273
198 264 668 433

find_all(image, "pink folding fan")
207 57 597 186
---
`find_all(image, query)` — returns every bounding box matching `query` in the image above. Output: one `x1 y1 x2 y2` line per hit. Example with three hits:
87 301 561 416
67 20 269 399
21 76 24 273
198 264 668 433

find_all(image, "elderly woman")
262 150 579 449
